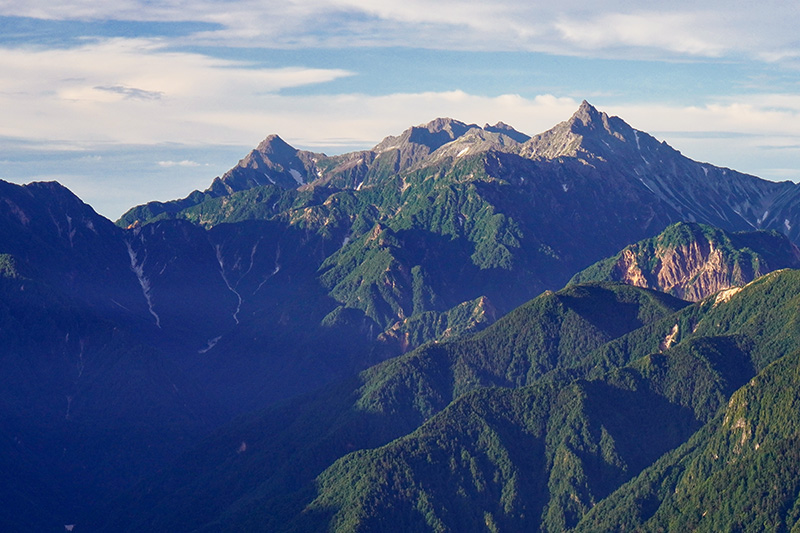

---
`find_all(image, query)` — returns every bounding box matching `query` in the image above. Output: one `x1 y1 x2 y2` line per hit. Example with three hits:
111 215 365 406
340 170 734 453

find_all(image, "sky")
2 1 800 219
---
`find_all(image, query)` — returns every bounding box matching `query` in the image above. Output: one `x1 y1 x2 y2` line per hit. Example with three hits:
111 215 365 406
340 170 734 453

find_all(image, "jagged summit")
374 117 478 154
421 117 474 134
519 100 633 160
120 101 799 244
483 121 531 143
568 100 606 128
254 134 297 157
207 133 316 195
427 127 526 161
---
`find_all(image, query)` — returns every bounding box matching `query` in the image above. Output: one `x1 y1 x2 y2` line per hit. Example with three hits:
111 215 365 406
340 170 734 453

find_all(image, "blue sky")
2 1 800 219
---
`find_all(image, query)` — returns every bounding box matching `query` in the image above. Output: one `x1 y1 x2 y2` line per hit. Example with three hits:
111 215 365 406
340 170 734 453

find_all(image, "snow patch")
76 339 85 378
634 130 650 165
198 336 222 354
255 245 281 293
562 183 569 192
785 219 793 233
215 245 242 325
66 215 76 248
457 147 470 157
289 168 304 185
243 241 259 279
356 181 364 191
125 241 161 328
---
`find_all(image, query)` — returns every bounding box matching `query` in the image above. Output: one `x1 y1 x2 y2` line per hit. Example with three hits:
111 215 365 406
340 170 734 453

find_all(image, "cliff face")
615 240 747 301
574 222 800 301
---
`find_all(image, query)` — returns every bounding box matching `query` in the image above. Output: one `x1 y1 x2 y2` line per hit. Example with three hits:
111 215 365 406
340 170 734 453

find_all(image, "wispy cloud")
2 1 800 217
0 37 353 144
95 85 164 100
158 159 203 167
554 11 727 57
3 1 799 62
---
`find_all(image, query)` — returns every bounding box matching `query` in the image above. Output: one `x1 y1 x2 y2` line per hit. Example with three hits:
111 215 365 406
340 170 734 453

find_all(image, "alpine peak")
568 100 607 129
421 117 473 134
254 134 298 158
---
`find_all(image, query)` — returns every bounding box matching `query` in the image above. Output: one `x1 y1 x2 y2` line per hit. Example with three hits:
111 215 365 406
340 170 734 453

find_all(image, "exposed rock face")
376 294 499 353
209 134 319 194
572 222 800 301
616 239 738 301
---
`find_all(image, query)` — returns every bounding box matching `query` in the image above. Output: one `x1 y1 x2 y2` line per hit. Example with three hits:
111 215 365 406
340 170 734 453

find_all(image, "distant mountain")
570 222 800 300
5 101 800 530
115 103 800 342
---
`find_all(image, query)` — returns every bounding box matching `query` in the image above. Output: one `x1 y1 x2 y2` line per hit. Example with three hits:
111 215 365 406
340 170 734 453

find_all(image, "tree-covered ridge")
97 268 800 532
575 347 800 532
91 282 689 531
570 222 800 301
294 271 800 533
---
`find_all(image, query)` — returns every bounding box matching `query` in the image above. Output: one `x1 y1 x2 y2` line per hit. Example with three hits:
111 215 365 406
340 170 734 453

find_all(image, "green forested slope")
91 283 688 531
98 270 800 532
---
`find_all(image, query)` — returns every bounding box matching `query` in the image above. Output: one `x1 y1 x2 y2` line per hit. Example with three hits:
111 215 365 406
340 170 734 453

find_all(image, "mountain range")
3 101 800 531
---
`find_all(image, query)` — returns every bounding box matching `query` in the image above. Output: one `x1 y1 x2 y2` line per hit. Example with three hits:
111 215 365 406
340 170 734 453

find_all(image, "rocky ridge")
570 222 800 300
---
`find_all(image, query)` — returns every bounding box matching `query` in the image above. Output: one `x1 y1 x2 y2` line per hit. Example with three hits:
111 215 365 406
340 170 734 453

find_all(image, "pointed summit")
420 117 472 135
568 100 605 128
208 134 315 194
255 134 296 158
520 100 639 160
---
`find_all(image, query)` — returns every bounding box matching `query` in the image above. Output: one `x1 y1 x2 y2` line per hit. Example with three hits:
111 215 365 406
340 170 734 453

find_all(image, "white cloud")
157 160 204 167
555 11 727 57
0 38 353 145
2 1 799 61
4 34 800 162
606 99 800 139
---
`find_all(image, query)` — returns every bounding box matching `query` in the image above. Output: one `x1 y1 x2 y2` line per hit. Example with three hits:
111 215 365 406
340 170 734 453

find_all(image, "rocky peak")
520 100 647 162
568 100 606 129
422 117 472 135
254 134 298 160
208 134 313 195
427 128 524 161
570 222 800 301
374 118 478 153
483 121 531 143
